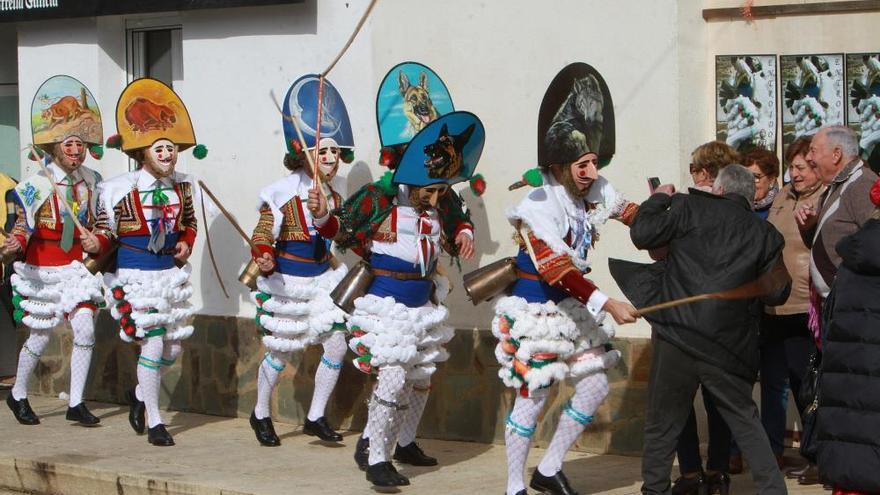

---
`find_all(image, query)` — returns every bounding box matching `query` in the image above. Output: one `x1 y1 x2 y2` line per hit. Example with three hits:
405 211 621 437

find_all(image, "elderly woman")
760 139 826 483
743 148 781 220
672 141 741 495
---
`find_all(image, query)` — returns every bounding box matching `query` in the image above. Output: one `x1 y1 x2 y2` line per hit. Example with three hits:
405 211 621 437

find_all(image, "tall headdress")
282 74 354 163
375 62 454 168
29 75 104 161
392 111 485 187
106 78 207 159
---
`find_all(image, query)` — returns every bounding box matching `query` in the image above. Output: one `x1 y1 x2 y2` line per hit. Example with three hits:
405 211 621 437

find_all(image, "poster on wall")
780 54 845 160
845 53 880 166
715 55 777 152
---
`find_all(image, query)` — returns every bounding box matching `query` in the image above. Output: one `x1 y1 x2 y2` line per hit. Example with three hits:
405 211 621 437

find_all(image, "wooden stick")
29 145 88 237
635 293 717 316
321 0 379 77
199 186 230 299
268 90 329 203
313 75 325 191
197 180 260 253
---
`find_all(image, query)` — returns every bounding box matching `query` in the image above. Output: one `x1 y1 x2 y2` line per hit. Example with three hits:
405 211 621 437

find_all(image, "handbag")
798 350 821 462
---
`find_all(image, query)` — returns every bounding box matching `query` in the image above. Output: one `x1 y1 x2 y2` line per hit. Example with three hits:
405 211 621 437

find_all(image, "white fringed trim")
568 349 621 378
12 261 103 329
433 274 451 304
253 265 348 352
105 265 195 343
492 295 615 393
348 293 450 378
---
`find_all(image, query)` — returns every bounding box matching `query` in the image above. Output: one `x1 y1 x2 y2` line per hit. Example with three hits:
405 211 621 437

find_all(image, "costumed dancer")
94 78 208 446
246 75 352 446
496 63 638 495
4 75 106 426
312 111 483 487
346 62 475 473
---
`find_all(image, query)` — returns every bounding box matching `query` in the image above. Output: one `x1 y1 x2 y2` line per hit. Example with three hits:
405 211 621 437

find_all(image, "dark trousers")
676 388 731 474
641 337 787 495
0 263 16 377
731 313 814 457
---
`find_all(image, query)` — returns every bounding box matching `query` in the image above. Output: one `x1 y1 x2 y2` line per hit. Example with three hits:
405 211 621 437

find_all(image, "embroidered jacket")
318 173 473 260
92 170 197 255
10 164 101 266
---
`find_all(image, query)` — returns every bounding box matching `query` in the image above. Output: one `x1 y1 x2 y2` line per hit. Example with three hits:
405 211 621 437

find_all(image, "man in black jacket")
627 164 791 495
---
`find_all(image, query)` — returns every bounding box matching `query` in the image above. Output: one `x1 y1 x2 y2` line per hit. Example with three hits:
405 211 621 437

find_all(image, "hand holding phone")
648 177 661 193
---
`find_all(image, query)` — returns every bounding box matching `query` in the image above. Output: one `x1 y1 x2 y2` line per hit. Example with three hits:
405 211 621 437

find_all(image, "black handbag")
798 351 821 462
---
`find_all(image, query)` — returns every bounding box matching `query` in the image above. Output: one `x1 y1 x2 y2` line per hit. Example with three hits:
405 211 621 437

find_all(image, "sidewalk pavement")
1 393 827 495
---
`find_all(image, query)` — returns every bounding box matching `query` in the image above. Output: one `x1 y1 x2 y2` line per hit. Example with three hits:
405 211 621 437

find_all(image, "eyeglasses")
753 172 767 181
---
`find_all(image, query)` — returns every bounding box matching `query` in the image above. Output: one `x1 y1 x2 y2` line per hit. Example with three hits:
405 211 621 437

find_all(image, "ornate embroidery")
178 182 197 234
252 204 275 248
21 184 40 206
278 198 309 242
115 194 143 235
373 208 397 243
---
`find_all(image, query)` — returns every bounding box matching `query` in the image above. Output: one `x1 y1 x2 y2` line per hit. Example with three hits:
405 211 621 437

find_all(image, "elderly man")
622 165 791 495
796 125 879 305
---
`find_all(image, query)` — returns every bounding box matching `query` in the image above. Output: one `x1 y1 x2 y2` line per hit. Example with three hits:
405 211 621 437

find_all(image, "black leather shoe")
354 436 370 471
394 441 438 466
303 416 342 442
6 394 39 425
249 411 280 446
705 472 730 495
785 463 812 480
671 473 705 495
66 402 100 426
126 388 145 434
366 461 410 487
147 424 175 446
797 464 820 486
530 469 579 495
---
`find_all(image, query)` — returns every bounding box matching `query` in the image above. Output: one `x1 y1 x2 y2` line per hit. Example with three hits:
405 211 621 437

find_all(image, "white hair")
821 125 860 159
713 163 756 204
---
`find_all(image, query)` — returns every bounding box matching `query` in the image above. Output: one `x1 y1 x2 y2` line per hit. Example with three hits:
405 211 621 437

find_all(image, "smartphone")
648 177 661 193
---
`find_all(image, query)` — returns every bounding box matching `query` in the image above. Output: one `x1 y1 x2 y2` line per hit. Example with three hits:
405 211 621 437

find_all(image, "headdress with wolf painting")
537 62 615 169
376 62 455 168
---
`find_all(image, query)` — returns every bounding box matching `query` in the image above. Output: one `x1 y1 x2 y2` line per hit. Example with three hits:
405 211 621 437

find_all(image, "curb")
0 456 251 495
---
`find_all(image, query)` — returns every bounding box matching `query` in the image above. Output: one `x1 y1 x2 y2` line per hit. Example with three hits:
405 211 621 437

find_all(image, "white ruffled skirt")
491 295 620 396
104 264 195 342
348 276 453 381
252 265 348 353
11 261 104 329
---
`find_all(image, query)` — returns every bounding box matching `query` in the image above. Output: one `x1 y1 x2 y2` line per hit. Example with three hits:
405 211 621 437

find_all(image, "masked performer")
496 63 638 495
95 78 207 446
311 112 482 487
4 76 105 427
247 75 352 446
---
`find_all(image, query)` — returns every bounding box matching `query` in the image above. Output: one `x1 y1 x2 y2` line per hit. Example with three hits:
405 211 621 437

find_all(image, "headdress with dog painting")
106 78 207 159
282 74 354 163
29 75 104 161
375 62 454 169
393 111 485 187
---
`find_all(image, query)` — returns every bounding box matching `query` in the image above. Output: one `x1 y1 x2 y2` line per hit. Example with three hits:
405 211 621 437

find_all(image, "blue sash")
275 237 330 277
117 233 180 271
510 249 568 304
367 253 434 308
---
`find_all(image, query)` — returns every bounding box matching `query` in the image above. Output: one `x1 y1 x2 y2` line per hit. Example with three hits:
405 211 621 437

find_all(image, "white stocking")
11 328 52 400
537 373 609 477
505 394 547 495
254 350 289 420
361 379 378 439
367 366 410 466
397 378 431 447
307 331 346 421
68 308 96 407
135 340 182 402
137 337 164 428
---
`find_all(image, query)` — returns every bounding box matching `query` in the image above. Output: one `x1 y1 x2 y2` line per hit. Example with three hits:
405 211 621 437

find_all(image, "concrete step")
0 393 827 495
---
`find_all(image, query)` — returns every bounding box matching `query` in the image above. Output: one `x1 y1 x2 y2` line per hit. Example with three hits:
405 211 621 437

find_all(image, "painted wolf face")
399 71 439 133
423 123 475 179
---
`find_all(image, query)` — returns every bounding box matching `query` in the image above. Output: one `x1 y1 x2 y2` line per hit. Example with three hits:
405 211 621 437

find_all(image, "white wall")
14 1 770 338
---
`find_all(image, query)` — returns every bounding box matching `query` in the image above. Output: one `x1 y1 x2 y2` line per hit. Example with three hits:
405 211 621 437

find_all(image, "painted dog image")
399 70 439 135
544 74 604 162
124 97 177 133
423 122 475 179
